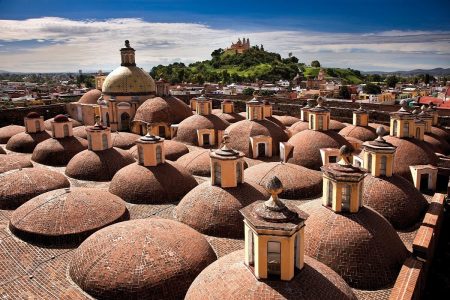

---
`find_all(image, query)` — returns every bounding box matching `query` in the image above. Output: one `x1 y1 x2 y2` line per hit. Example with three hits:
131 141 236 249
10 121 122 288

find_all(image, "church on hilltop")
225 37 250 54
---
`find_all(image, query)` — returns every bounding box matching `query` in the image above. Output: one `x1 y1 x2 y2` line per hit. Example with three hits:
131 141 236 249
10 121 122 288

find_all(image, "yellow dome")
102 66 155 95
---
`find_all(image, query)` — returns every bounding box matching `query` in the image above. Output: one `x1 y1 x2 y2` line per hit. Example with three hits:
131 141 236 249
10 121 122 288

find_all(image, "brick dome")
0 155 33 174
109 161 197 204
0 146 5 154
245 162 323 199
287 130 351 170
329 119 346 131
9 187 129 245
176 149 212 176
186 250 357 300
272 115 301 127
44 116 81 131
72 126 87 139
384 136 438 182
363 174 428 229
78 89 101 104
339 125 377 142
368 123 389 134
173 114 229 145
65 148 135 181
134 96 192 124
288 120 309 135
424 133 450 155
31 136 88 166
69 218 216 300
225 119 289 157
212 109 245 123
302 200 408 289
6 131 51 153
110 131 140 149
175 181 269 238
129 139 188 161
431 126 450 142
265 116 286 129
0 125 25 143
0 168 70 209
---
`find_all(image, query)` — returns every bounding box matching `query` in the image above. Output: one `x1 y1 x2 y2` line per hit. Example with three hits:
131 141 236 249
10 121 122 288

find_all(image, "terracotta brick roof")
185 250 357 300
133 96 193 124
129 139 188 161
0 125 25 143
174 114 229 145
0 168 70 209
176 149 212 176
431 126 450 142
69 218 216 299
339 125 377 142
44 117 81 131
424 133 450 154
109 161 197 204
329 119 347 131
301 199 408 289
6 131 51 153
175 181 269 238
289 120 309 135
72 126 87 139
110 131 140 150
9 187 129 245
31 136 88 166
363 174 428 229
212 109 245 123
272 115 301 127
0 155 33 174
78 89 101 104
368 123 389 135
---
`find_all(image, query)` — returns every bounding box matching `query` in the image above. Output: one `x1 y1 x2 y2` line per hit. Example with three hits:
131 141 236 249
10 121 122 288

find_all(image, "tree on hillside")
363 83 381 95
386 75 399 88
311 60 321 68
211 48 224 58
242 87 255 95
339 86 351 99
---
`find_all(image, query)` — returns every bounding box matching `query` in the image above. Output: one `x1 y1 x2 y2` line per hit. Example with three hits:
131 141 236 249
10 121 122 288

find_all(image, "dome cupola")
246 96 264 121
135 125 165 167
86 116 112 151
362 126 396 177
389 100 415 138
51 114 73 138
353 104 369 127
195 94 212 116
24 112 44 133
308 97 330 131
120 40 136 66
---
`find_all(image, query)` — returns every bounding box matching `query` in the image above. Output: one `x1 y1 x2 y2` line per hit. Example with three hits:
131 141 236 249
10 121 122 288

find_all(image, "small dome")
31 136 88 166
175 181 269 238
212 109 245 123
186 250 357 300
129 139 188 161
363 174 428 229
65 148 135 181
272 115 301 127
73 126 87 139
302 200 408 289
174 114 229 145
0 125 25 143
265 116 286 129
245 162 322 199
134 96 192 124
78 89 102 104
9 187 129 245
0 168 70 209
431 126 450 142
384 136 438 182
111 131 140 149
6 131 51 153
329 119 346 131
44 116 81 131
176 149 212 176
424 134 450 155
339 125 377 142
109 161 197 204
102 66 155 95
287 130 351 170
69 218 216 299
226 119 289 156
288 120 309 135
0 155 33 174
26 112 40 118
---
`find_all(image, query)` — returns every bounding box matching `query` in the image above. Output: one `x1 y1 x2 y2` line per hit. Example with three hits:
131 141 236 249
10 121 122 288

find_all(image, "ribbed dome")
186 250 357 300
0 155 33 174
384 136 438 182
102 66 155 95
287 130 351 170
31 137 88 166
329 119 346 131
302 200 408 289
44 117 81 131
212 109 245 123
226 119 289 157
110 131 140 149
174 114 229 145
175 181 269 238
339 125 377 142
9 187 129 245
69 218 216 300
0 168 70 209
363 174 428 229
245 162 323 199
109 161 197 204
6 131 51 153
0 125 25 143
129 140 188 161
134 96 193 124
65 148 135 181
78 89 102 104
176 149 211 176
272 115 301 127
288 120 309 135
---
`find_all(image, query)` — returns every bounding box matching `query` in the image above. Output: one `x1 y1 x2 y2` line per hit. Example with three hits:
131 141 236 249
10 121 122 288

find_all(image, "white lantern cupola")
362 127 396 177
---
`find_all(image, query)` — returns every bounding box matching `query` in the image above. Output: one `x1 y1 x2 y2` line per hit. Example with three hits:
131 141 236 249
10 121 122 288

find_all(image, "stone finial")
400 99 408 110
125 40 130 48
338 145 353 166
264 176 284 211
94 115 101 126
375 126 386 141
221 132 230 149
146 123 152 136
316 96 325 107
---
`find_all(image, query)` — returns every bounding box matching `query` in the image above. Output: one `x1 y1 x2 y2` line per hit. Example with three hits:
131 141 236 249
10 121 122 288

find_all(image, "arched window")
309 114 315 129
318 116 323 130
416 127 421 139
63 124 69 137
341 185 351 211
138 145 144 164
403 121 409 137
356 114 361 125
156 145 162 163
327 180 333 207
393 120 398 136
267 241 281 276
367 153 372 172
35 120 41 132
214 162 221 185
102 133 108 149
252 107 259 119
236 161 242 183
380 155 387 176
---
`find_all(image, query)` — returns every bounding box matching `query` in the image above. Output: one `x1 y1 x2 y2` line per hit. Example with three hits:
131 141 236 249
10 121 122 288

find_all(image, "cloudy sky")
0 0 449 72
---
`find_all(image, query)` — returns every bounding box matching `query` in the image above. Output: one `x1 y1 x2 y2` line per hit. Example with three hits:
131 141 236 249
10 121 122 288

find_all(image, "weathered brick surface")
389 257 423 300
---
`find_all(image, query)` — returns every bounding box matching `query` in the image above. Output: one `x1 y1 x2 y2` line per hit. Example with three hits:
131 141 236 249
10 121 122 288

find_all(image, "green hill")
150 46 364 85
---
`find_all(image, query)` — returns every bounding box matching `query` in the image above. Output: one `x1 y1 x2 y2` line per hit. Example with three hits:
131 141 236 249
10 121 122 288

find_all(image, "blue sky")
0 0 449 72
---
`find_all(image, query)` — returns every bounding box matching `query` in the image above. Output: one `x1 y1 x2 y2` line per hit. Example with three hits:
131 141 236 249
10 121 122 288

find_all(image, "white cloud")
0 17 449 72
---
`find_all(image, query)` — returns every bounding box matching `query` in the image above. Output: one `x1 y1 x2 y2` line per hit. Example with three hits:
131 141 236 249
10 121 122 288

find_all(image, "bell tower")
362 127 396 177
308 97 330 131
135 125 165 167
